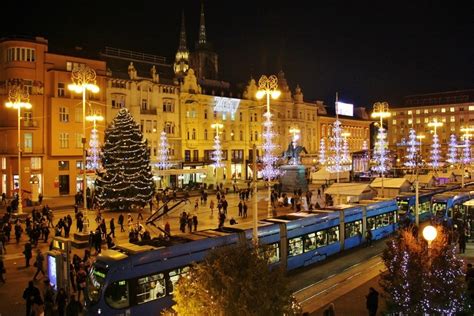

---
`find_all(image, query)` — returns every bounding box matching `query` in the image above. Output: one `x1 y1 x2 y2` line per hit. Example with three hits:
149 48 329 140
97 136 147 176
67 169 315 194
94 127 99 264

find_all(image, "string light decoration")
86 127 101 171
211 123 224 168
327 120 351 172
341 131 352 169
430 134 442 169
446 134 458 165
256 75 282 181
319 138 326 165
404 128 418 169
156 131 172 170
95 108 155 211
372 126 391 174
462 136 471 165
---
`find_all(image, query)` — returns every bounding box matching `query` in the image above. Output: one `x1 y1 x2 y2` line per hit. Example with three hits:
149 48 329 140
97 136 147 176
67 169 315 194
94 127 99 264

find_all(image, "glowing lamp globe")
423 225 437 242
256 90 265 100
271 90 281 99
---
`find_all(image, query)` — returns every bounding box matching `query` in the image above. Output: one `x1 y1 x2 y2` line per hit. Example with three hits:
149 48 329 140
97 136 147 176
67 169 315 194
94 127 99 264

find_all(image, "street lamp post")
211 123 224 188
371 102 391 198
256 75 281 218
5 85 32 214
68 65 100 224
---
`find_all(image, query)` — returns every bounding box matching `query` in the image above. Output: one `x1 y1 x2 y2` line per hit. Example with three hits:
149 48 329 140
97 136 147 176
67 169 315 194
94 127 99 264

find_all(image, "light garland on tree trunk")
371 126 390 175
156 131 172 170
86 127 101 171
446 134 458 165
261 111 281 180
404 128 418 169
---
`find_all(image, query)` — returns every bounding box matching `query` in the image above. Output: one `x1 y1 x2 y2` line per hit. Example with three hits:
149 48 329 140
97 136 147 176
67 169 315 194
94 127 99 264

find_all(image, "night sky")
1 0 473 109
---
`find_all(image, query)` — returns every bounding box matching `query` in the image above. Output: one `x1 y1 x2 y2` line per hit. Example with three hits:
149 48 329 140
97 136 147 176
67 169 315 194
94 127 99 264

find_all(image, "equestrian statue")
282 142 308 165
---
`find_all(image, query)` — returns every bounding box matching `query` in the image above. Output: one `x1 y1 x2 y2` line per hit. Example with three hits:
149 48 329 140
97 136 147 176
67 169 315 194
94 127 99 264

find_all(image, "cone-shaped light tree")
446 134 458 166
319 138 326 165
156 131 172 170
404 128 418 169
86 127 101 171
95 108 155 211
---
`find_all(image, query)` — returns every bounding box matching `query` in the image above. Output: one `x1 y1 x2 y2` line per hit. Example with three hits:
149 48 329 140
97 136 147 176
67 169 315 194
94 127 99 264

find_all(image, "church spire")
179 11 187 51
198 2 207 45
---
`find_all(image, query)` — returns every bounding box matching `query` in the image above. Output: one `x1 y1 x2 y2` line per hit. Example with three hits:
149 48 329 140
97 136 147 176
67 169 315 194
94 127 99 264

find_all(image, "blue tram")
431 191 472 222
85 199 398 315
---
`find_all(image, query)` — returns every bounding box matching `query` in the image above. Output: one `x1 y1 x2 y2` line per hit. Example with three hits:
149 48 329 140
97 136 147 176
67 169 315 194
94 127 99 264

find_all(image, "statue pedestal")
280 165 308 193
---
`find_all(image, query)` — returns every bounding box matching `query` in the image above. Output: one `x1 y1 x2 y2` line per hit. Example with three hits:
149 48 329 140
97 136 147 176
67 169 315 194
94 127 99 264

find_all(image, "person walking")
110 218 116 238
193 214 198 231
23 280 41 316
56 288 68 316
238 201 243 217
209 200 215 217
43 279 55 316
366 287 379 316
243 202 248 218
24 241 33 267
365 229 373 247
0 257 5 283
459 229 467 254
33 249 45 281
66 294 82 316
118 213 125 232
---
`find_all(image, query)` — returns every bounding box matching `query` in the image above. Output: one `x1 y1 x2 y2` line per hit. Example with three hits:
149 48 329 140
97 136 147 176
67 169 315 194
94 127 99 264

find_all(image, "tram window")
345 220 362 238
262 243 280 263
448 207 453 218
136 273 166 304
316 231 327 247
168 267 190 295
105 280 130 309
327 226 339 244
367 217 376 230
288 237 303 256
304 233 317 252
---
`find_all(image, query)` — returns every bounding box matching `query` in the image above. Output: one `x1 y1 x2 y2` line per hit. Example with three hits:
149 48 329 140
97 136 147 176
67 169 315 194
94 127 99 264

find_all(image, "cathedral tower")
174 11 190 80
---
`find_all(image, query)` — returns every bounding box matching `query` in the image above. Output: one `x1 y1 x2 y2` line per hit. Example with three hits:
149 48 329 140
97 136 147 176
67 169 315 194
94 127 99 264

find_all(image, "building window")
31 157 41 170
66 62 85 72
141 99 148 110
58 161 69 170
231 130 235 141
184 150 191 162
451 126 456 132
469 106 474 111
58 83 65 97
441 108 446 113
239 130 243 141
392 119 397 125
192 129 196 140
163 99 174 112
424 109 429 114
193 150 199 162
450 116 456 122
254 131 258 141
424 118 429 123
164 123 174 134
416 110 420 114
222 113 227 120
450 107 455 112
75 133 83 148
59 133 69 148
254 113 258 122
145 120 152 133
111 94 126 109
1 158 6 169
433 109 437 113
407 110 412 115
24 133 33 153
59 106 69 122
408 119 413 125
204 129 208 140
416 118 421 124
7 47 36 62
204 109 208 119
239 112 243 122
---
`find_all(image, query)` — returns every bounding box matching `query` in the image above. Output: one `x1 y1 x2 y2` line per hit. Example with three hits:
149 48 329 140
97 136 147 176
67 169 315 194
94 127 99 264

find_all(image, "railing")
103 47 167 64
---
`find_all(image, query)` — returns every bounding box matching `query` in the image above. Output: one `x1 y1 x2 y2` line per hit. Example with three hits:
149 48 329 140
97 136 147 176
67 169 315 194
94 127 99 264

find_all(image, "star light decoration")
404 128 418 169
256 75 282 181
156 131 172 170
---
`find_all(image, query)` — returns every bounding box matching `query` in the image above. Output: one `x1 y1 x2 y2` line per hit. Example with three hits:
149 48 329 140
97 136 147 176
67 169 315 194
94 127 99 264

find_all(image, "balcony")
22 120 39 128
140 108 157 115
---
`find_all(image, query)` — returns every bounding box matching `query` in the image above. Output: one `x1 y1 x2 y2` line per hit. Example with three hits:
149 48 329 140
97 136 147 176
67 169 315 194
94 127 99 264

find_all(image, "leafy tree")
95 108 155 211
381 226 467 315
172 243 302 316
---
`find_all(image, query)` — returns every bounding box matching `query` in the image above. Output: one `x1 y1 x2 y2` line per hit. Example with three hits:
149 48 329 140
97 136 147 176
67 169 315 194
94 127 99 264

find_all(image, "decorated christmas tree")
156 131 172 170
404 128 418 169
95 108 155 211
86 127 101 171
381 227 467 315
319 138 326 165
446 134 458 165
371 125 391 175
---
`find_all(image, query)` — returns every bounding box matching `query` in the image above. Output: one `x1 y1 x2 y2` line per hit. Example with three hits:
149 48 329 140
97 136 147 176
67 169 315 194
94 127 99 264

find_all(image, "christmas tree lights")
371 126 391 175
95 108 155 211
430 133 443 169
261 111 282 180
156 131 172 170
319 138 326 165
404 128 418 169
86 127 101 171
462 137 471 165
327 120 351 173
446 134 458 165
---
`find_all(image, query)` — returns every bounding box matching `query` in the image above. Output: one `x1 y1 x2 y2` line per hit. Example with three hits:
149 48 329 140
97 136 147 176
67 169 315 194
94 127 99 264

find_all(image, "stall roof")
403 174 435 184
324 183 374 196
371 177 410 188
311 168 350 180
